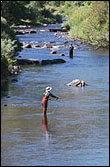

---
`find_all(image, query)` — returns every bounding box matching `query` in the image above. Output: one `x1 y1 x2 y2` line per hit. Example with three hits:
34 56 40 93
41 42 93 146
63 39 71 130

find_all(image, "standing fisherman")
69 44 74 58
41 87 59 115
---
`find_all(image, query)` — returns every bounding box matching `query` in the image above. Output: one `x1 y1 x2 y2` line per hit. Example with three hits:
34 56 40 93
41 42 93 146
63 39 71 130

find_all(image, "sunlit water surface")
1 23 109 166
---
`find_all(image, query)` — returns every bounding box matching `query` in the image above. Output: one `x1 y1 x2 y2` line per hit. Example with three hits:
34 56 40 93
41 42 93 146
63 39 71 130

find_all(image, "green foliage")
1 16 15 40
64 1 74 8
84 1 92 6
61 1 109 48
48 1 63 7
1 55 9 80
1 1 63 26
73 1 85 7
1 17 21 80
1 38 17 64
1 38 18 80
1 1 29 25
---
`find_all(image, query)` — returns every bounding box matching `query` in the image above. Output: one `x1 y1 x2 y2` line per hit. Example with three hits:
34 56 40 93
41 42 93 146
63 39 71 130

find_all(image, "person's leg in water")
69 50 73 58
42 99 48 115
42 114 48 132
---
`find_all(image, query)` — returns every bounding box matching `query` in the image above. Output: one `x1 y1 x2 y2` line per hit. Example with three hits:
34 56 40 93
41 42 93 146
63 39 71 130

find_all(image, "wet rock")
15 30 25 35
64 40 68 44
49 28 68 32
24 30 30 34
17 59 40 65
43 44 53 48
41 59 66 65
22 43 32 49
15 28 36 35
24 29 36 34
22 43 32 48
50 50 57 54
54 33 58 36
61 54 65 56
29 29 36 33
67 79 88 87
33 44 41 48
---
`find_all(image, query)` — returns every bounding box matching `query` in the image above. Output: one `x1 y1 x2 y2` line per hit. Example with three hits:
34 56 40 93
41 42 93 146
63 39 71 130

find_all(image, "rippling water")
1 23 109 166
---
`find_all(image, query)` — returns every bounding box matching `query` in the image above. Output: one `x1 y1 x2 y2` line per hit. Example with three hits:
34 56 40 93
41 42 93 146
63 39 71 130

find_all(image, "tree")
1 1 29 25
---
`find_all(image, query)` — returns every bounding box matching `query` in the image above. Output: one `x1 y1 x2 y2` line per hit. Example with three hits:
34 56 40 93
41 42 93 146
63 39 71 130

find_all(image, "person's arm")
49 92 59 99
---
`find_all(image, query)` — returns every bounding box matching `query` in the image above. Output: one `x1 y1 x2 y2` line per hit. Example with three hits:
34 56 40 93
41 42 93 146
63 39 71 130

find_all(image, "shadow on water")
1 80 9 97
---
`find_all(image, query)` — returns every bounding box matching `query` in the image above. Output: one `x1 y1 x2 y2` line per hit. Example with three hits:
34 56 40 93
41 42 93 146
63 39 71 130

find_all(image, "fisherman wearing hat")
42 86 59 115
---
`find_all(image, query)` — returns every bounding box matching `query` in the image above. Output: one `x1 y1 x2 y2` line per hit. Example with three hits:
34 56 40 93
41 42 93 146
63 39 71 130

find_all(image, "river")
1 23 109 166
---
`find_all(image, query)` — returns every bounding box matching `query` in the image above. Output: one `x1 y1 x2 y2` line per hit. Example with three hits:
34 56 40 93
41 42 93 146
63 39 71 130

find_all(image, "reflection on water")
1 23 109 166
42 115 48 132
42 115 50 141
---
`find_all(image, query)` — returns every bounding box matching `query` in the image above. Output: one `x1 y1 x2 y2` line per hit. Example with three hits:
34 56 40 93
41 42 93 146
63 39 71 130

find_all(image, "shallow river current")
1 23 109 166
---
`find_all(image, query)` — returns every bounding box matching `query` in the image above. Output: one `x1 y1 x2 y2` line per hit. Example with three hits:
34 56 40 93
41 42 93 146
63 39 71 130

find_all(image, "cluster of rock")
16 58 66 66
41 59 66 65
21 42 41 49
21 42 65 56
49 28 68 32
14 29 36 35
67 79 88 87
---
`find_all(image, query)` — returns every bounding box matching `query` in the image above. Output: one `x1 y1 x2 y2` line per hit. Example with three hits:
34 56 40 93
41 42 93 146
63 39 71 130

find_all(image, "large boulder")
41 59 66 65
17 58 40 65
16 58 66 66
67 79 88 87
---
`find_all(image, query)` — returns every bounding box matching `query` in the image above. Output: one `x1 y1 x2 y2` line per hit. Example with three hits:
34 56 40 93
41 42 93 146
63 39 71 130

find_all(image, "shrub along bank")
1 17 21 84
59 1 109 48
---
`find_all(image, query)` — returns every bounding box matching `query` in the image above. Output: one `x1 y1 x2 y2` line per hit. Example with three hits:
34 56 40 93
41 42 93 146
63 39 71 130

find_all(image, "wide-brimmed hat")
45 86 52 91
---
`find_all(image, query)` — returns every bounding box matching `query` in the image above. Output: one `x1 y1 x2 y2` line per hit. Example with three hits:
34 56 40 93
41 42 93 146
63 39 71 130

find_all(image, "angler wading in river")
41 87 59 115
69 44 74 58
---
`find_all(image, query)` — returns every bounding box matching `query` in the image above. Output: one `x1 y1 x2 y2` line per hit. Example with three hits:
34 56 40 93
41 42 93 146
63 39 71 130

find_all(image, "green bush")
60 1 109 48
1 17 16 40
1 17 21 81
1 38 17 65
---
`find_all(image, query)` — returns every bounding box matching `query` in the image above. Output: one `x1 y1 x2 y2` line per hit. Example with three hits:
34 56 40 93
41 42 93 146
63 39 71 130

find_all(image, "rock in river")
17 58 66 66
50 50 57 54
41 59 66 65
17 59 40 65
67 79 88 87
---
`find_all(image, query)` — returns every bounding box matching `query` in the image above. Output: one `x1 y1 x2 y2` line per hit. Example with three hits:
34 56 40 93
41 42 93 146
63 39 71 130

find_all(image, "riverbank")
58 2 109 49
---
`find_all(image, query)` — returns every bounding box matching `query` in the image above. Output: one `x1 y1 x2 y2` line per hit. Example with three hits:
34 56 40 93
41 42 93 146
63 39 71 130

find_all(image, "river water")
1 23 109 166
